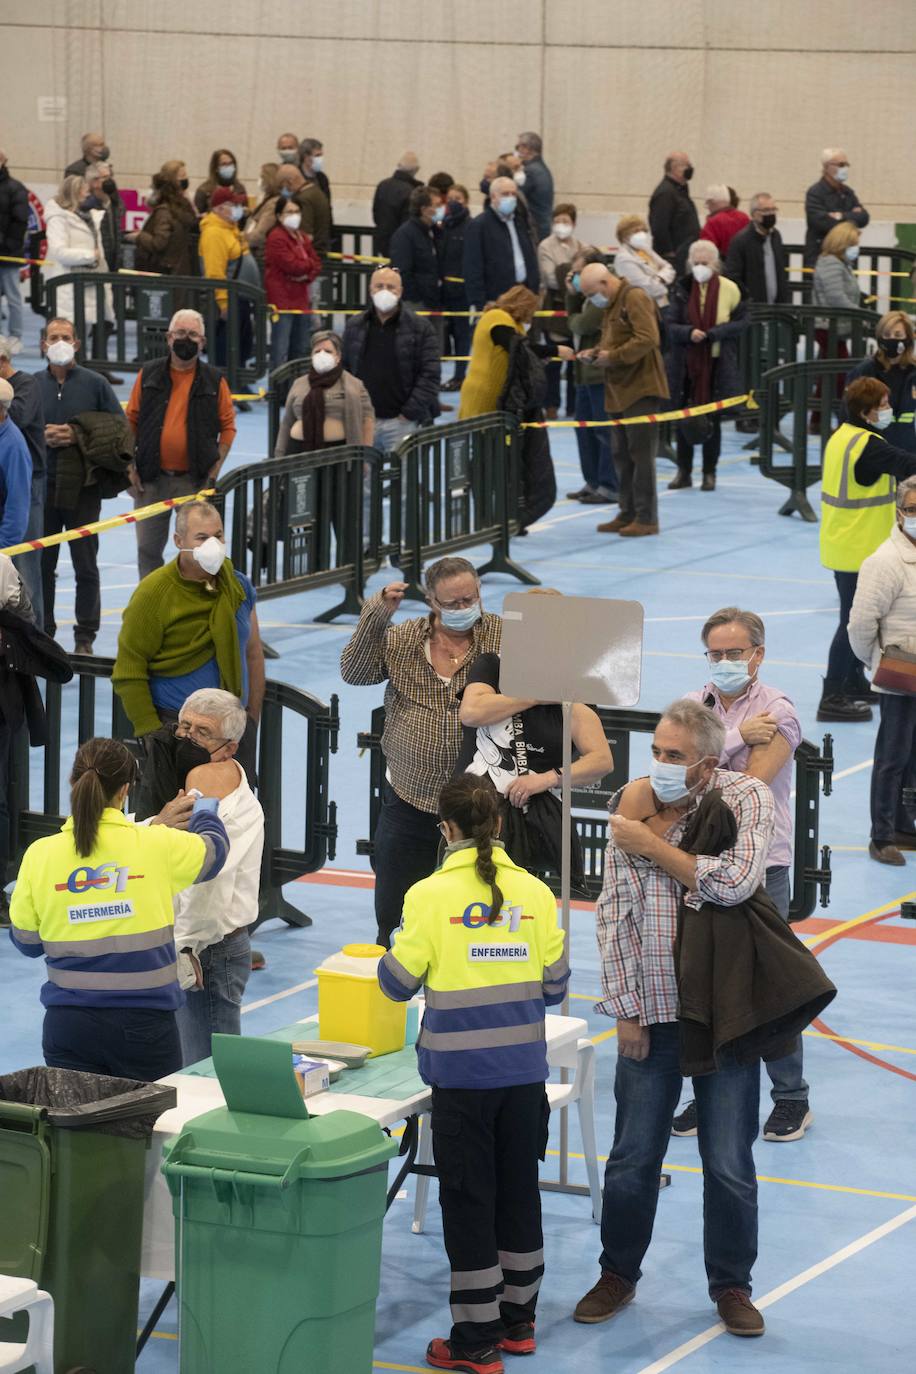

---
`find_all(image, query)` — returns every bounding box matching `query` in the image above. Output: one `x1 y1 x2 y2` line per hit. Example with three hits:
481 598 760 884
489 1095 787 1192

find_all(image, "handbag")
871 645 916 695
501 713 586 890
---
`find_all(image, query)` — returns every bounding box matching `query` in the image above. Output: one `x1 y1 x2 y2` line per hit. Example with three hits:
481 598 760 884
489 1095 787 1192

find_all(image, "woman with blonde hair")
43 173 113 326
846 310 916 454
811 221 866 428
460 285 557 527
613 213 675 306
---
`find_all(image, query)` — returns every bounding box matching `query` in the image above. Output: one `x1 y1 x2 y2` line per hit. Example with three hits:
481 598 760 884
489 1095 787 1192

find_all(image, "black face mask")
98 145 111 162
172 337 199 361
683 164 694 181
101 177 117 196
877 337 908 358
174 735 219 781
758 212 777 231
479 177 491 197
179 177 190 190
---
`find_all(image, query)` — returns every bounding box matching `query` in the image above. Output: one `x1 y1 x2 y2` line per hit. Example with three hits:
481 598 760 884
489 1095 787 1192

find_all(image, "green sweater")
112 559 245 735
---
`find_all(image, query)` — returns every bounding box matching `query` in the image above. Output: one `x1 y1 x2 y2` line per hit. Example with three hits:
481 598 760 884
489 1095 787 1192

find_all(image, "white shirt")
173 762 265 954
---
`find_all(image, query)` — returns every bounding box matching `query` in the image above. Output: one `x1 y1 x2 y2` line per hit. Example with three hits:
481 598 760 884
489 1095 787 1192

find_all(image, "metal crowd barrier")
8 658 339 930
356 706 833 924
757 356 866 522
217 445 381 622
43 270 268 394
218 413 536 622
781 242 916 311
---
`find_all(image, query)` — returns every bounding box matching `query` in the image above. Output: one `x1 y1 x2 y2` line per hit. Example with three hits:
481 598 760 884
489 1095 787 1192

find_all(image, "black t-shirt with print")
454 653 564 791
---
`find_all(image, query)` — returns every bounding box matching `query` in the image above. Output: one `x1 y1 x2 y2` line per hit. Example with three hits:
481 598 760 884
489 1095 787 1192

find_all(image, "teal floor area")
2 323 915 1373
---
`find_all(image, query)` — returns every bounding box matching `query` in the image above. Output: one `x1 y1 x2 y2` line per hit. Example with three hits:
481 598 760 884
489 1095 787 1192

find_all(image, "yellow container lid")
315 944 387 980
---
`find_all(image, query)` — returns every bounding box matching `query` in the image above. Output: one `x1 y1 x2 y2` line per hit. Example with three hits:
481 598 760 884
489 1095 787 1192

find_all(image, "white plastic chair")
411 1035 602 1232
0 1276 55 1374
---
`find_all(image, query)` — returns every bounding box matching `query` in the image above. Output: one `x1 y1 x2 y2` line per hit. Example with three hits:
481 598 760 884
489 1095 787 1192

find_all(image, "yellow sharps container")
315 944 407 1056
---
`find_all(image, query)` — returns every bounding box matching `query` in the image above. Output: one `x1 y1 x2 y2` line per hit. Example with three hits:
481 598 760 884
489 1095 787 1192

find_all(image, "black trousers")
432 1082 549 1354
675 416 722 475
42 1004 183 1081
372 780 441 947
870 694 916 843
825 570 861 688
42 487 102 645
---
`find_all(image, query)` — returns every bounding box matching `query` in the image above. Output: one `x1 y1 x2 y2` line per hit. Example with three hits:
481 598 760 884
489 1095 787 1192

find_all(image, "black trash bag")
0 1067 176 1140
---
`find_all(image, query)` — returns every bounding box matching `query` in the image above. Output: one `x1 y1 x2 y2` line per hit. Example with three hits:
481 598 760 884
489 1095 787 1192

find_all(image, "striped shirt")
340 592 502 813
595 769 775 1027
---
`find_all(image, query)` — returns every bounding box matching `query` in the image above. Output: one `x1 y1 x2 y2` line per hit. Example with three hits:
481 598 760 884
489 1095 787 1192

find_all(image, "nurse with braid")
379 774 569 1374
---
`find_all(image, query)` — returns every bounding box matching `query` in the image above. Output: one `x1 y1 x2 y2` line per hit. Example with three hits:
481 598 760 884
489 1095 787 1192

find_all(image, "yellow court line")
143 1330 177 1341
374 1364 431 1373
544 1150 916 1204
801 892 915 948
591 1028 617 1045
804 1029 916 1056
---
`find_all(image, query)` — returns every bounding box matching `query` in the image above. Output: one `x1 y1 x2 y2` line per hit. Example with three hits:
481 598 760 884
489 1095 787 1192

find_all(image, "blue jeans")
764 865 809 1102
574 383 617 494
12 470 46 628
175 927 252 1066
270 311 311 376
0 265 23 338
825 570 860 688
374 416 418 454
600 1022 759 1297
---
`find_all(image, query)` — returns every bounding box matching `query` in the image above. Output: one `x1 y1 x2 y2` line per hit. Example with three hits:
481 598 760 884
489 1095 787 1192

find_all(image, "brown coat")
296 183 331 257
134 196 198 276
599 280 669 414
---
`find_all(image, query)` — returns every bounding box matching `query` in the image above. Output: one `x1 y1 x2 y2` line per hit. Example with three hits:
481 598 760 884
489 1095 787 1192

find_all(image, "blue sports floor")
2 322 915 1373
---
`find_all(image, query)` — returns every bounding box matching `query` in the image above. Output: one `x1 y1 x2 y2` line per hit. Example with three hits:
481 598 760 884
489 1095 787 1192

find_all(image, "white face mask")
311 155 324 174
835 165 850 183
282 213 302 231
691 263 714 283
553 221 573 239
46 340 76 367
183 537 226 576
218 164 236 181
873 407 894 430
629 230 652 252
311 349 337 373
278 149 298 164
372 288 399 314
845 245 860 263
513 169 527 187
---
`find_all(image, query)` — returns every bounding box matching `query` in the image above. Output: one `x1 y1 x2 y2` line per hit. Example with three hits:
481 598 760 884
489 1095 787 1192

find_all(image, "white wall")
5 0 914 232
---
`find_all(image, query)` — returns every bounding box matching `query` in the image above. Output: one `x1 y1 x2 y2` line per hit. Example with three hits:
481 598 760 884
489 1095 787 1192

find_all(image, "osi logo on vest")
55 862 143 894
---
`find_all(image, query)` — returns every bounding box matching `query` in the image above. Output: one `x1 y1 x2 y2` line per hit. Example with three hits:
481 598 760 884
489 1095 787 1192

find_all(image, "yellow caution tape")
521 392 754 428
1 489 216 557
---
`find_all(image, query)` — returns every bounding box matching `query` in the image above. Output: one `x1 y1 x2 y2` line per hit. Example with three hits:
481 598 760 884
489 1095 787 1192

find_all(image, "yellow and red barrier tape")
1 489 215 558
521 392 754 427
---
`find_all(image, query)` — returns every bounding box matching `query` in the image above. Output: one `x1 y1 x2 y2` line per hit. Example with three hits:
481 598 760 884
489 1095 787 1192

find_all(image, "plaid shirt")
595 769 775 1026
340 591 502 813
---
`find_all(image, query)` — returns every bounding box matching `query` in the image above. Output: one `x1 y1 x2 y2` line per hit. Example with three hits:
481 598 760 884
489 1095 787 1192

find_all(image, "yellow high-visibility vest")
820 423 896 572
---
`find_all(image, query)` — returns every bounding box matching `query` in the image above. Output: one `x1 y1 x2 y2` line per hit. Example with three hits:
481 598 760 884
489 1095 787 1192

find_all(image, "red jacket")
263 224 322 310
699 208 750 258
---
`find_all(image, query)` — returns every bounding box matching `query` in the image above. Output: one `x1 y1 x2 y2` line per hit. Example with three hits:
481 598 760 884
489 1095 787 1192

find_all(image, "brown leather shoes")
716 1289 765 1337
869 841 905 866
618 522 659 537
596 514 631 533
573 1272 635 1324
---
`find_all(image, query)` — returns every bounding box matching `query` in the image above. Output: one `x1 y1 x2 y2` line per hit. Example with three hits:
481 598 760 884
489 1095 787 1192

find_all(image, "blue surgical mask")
648 758 692 804
709 657 756 695
873 407 894 430
311 155 324 174
279 186 293 199
845 245 860 262
432 205 445 223
571 272 581 293
587 291 608 308
498 195 517 218
439 603 481 632
902 516 916 537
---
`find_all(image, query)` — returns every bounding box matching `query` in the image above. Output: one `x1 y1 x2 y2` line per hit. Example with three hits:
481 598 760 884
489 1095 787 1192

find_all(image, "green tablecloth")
184 1019 427 1101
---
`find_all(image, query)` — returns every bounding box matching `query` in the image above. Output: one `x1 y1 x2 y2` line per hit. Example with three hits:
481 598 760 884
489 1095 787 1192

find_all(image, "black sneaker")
763 1099 813 1142
671 1100 698 1136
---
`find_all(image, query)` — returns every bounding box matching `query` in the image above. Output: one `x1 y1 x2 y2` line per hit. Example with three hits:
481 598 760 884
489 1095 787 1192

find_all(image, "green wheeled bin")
0 1066 176 1374
161 1061 397 1374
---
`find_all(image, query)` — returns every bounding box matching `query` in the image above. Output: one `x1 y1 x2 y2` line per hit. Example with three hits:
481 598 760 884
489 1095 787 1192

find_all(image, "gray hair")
822 147 848 166
688 239 721 269
424 556 479 596
701 607 765 647
897 476 916 509
749 191 774 213
659 698 726 762
85 162 110 183
311 329 342 355
0 335 21 362
175 499 221 537
180 688 247 743
517 131 543 155
168 308 205 334
705 184 730 205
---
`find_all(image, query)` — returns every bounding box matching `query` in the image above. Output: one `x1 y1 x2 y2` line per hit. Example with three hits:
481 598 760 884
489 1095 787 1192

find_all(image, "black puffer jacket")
372 170 422 257
0 605 74 746
389 217 441 308
0 164 29 258
342 304 441 424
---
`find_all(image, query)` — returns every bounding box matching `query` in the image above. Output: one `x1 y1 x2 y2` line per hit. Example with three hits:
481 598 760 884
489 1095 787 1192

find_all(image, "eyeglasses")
704 646 756 664
901 506 916 517
173 720 229 747
171 329 203 341
435 596 478 611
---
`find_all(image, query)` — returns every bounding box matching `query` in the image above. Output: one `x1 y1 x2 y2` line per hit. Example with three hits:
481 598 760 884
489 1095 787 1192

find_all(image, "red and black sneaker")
499 1322 536 1355
426 1337 505 1373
